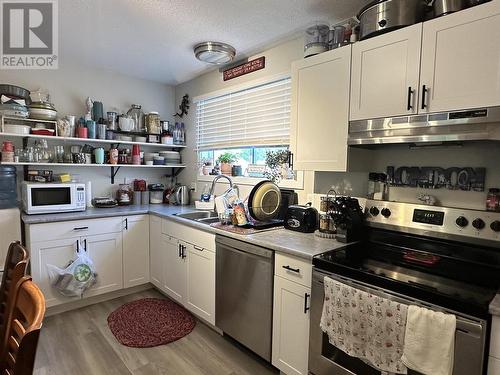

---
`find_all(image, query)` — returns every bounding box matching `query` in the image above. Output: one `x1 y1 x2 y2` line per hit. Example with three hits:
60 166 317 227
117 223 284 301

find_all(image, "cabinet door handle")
193 245 204 252
421 85 428 110
304 293 310 314
288 151 294 171
84 239 88 252
76 240 80 253
73 226 89 231
407 86 413 111
178 244 182 258
124 218 128 230
282 265 300 273
181 245 187 259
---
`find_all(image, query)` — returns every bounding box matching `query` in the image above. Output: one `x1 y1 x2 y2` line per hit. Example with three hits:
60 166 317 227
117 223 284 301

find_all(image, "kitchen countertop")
22 205 352 260
490 294 500 316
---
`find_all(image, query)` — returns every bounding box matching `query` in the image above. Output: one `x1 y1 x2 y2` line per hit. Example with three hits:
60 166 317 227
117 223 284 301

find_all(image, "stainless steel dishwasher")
216 235 274 361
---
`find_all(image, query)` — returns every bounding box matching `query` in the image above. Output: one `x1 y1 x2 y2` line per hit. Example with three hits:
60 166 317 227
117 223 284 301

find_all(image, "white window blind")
196 77 291 150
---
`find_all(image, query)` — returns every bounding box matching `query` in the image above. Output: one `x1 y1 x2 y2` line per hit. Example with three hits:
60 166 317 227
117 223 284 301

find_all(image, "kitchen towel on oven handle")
402 305 456 375
320 276 408 374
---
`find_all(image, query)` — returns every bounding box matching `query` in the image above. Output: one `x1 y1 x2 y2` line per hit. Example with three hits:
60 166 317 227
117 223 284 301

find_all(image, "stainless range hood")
348 107 500 146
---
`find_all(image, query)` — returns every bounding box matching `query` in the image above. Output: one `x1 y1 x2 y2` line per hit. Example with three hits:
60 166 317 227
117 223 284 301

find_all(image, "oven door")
309 269 487 375
25 184 76 214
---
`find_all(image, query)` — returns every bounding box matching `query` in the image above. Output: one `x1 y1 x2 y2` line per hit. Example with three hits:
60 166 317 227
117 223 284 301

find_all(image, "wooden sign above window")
223 57 265 81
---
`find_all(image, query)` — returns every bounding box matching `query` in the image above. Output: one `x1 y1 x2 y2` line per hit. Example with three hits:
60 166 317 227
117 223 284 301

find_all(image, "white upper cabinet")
350 23 423 121
290 45 351 171
420 1 500 113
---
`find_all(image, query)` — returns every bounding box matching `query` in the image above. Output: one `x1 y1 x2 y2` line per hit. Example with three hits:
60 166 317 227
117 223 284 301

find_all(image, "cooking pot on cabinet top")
357 0 428 40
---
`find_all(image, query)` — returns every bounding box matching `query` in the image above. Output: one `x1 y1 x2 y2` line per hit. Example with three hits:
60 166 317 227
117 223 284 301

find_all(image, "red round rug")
107 298 196 348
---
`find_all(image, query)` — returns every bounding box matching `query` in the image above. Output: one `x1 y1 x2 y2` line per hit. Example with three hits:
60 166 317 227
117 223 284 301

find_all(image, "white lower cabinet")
152 220 216 325
149 215 164 289
30 237 82 308
163 236 187 304
272 275 311 375
84 232 123 298
186 242 216 325
489 356 500 375
27 215 148 308
123 215 150 288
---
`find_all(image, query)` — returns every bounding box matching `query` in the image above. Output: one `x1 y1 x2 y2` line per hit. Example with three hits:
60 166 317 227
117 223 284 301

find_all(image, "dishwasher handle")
216 236 273 259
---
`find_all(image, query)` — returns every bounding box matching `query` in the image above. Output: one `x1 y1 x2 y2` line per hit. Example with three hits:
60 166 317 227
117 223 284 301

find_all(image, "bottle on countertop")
486 188 500 212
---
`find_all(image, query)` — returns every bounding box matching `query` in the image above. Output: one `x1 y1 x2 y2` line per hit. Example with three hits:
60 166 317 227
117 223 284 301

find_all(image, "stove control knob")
472 218 485 230
491 221 500 232
456 216 469 228
369 207 379 216
381 208 391 218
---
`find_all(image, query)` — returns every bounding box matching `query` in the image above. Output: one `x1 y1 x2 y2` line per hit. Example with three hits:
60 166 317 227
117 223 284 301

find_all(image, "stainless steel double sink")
175 211 219 225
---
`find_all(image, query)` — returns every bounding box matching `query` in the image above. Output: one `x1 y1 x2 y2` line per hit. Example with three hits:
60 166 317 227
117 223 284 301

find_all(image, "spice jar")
145 112 161 134
320 196 335 212
319 214 336 234
486 188 500 212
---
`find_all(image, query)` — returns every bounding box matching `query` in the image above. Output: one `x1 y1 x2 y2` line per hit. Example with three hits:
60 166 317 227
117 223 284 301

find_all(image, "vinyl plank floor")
34 289 278 375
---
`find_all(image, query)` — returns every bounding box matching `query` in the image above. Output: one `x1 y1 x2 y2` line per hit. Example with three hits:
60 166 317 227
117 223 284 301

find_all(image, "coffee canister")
109 148 118 164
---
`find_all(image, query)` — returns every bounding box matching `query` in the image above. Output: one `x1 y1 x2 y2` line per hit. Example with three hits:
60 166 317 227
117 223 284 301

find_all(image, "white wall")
1 60 176 197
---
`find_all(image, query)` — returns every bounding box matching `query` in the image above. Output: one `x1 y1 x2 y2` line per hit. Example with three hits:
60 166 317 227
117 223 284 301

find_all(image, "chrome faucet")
209 175 234 197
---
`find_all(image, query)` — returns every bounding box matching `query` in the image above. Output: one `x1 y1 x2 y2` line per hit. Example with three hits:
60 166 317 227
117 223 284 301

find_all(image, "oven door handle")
313 270 485 328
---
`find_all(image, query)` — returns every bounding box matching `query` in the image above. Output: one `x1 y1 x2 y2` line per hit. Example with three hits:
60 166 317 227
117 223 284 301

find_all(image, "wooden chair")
0 276 45 375
0 242 29 329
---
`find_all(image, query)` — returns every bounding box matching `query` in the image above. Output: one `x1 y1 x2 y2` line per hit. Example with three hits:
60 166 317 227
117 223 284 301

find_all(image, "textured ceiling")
59 0 371 85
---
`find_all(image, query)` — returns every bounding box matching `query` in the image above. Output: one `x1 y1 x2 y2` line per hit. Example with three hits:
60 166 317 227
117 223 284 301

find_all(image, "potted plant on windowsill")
217 152 238 176
264 150 292 183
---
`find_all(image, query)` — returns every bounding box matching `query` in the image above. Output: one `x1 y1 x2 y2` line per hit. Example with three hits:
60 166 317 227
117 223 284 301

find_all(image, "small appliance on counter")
116 184 132 206
92 197 118 208
148 184 165 204
329 196 364 243
277 189 298 220
171 185 192 206
284 203 318 233
22 182 86 215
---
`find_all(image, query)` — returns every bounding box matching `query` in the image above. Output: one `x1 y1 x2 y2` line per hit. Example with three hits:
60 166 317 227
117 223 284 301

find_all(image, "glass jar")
126 104 145 133
486 188 500 212
320 196 335 212
116 184 132 205
145 112 161 134
319 214 336 234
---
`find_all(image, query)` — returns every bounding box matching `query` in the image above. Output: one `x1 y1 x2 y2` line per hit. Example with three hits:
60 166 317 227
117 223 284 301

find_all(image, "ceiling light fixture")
194 42 236 65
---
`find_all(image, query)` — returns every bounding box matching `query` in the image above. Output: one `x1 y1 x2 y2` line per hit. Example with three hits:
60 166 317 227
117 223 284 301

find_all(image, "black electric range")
313 200 500 319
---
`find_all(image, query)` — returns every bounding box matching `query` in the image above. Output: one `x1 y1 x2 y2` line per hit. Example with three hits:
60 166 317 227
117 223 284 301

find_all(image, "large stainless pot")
357 0 428 40
433 0 465 17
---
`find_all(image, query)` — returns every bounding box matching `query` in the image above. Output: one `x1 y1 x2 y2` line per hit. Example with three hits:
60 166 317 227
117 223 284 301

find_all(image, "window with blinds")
195 77 291 150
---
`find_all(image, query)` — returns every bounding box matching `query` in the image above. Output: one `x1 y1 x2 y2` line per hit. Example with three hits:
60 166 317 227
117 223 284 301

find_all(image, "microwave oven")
22 182 86 215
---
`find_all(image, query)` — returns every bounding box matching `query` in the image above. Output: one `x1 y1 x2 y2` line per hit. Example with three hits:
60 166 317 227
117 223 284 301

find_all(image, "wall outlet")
190 181 197 192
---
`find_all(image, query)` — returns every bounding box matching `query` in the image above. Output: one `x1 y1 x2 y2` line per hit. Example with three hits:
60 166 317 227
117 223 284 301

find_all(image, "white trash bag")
47 240 97 297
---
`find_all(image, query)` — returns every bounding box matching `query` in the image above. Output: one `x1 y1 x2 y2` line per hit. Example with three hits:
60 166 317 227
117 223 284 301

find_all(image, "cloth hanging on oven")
402 305 456 375
320 276 408 374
